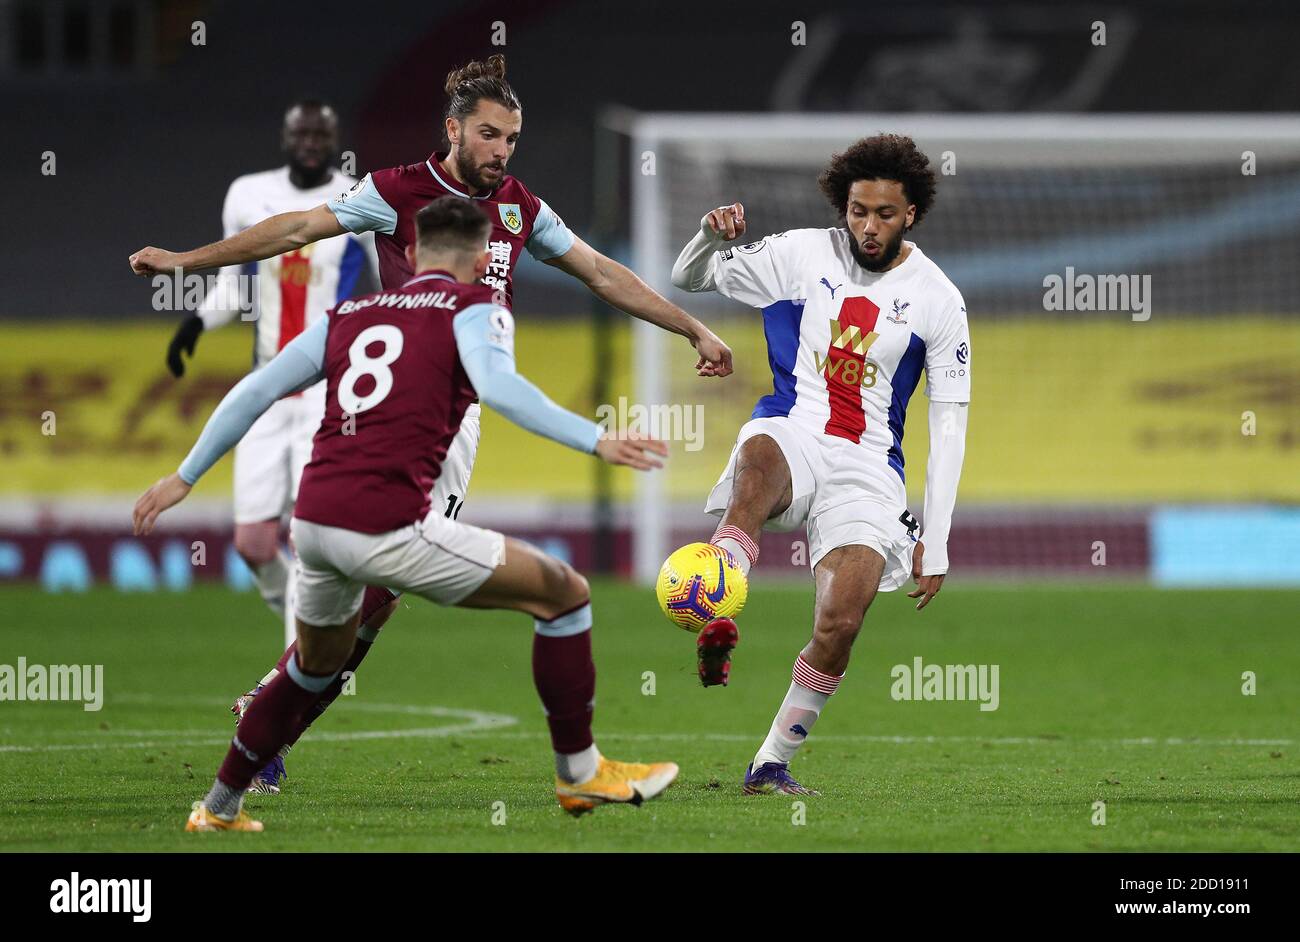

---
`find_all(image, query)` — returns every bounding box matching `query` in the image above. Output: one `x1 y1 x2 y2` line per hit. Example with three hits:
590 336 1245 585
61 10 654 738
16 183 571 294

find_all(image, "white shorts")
289 509 506 626
704 416 918 590
233 384 326 524
429 404 480 521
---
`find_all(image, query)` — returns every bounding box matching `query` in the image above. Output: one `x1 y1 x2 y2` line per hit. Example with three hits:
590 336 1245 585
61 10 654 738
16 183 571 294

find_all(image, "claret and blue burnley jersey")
715 230 971 482
325 151 574 301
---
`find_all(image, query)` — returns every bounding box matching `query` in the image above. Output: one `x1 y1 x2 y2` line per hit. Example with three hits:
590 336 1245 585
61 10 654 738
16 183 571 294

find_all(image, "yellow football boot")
555 756 679 816
184 800 264 833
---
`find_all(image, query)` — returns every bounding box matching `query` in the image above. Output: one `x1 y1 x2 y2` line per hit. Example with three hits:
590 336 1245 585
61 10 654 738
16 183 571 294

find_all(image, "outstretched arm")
545 235 733 378
133 318 329 534
130 204 345 276
164 180 255 377
454 303 667 469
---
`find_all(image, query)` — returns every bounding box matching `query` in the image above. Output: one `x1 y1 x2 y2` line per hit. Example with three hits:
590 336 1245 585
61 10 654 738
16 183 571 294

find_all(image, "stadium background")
1 0 1297 592
3 0 1300 860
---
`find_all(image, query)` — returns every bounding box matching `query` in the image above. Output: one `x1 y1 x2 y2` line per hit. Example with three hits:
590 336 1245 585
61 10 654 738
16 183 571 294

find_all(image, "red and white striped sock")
711 525 759 576
753 655 843 768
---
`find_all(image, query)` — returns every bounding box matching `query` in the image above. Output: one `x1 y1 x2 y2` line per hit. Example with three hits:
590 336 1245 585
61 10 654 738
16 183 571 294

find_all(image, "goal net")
623 114 1300 583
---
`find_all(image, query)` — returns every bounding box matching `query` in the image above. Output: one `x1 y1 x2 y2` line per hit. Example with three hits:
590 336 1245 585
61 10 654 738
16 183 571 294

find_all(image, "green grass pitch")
2 582 1297 852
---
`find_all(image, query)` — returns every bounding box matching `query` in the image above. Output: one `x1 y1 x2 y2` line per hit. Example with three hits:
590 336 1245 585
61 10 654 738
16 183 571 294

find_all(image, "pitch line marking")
0 695 517 754
438 731 1295 747
4 694 1289 752
2 729 1290 755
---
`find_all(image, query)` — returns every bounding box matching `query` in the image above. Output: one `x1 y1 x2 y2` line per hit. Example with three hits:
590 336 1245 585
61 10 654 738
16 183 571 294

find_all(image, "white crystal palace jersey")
714 229 971 482
200 166 378 367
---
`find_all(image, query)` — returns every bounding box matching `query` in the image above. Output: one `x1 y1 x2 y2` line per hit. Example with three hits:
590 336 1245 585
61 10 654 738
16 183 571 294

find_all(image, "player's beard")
457 149 505 191
289 158 331 189
848 229 904 273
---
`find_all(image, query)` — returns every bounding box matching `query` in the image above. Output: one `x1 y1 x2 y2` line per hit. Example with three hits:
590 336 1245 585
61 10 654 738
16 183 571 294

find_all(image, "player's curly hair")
818 134 937 228
444 54 521 125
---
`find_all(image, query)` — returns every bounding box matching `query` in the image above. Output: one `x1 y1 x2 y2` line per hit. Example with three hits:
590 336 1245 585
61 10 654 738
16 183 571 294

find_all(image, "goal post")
622 113 1300 584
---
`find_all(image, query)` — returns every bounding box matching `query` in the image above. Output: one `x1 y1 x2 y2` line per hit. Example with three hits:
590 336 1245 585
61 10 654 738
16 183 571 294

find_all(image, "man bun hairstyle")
444 54 521 125
818 134 937 228
414 196 492 255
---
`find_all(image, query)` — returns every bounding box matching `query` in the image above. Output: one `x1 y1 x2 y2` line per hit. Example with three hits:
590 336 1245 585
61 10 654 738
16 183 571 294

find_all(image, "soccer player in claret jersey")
128 54 731 790
134 196 678 830
671 135 971 796
163 100 379 648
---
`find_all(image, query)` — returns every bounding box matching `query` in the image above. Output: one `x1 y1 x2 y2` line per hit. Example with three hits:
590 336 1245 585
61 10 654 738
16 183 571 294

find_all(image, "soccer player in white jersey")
164 100 378 622
671 134 971 795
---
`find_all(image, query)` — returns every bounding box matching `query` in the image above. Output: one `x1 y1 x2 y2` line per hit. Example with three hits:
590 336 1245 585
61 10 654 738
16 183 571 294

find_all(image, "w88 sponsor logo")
813 349 879 388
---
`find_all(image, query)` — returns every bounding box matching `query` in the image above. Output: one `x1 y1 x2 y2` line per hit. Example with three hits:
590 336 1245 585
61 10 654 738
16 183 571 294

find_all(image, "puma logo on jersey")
820 277 842 298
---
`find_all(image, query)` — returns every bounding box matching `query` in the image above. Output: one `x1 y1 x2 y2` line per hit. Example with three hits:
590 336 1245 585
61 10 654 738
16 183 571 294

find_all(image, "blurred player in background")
129 55 731 792
671 135 971 796
134 197 678 830
164 100 378 626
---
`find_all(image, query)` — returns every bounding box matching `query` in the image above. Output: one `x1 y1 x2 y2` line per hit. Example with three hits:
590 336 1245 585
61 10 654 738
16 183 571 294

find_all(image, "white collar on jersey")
426 158 494 201
403 272 457 288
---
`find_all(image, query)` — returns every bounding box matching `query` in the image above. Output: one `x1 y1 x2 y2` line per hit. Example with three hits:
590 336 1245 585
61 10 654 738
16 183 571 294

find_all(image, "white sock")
753 656 843 768
251 550 290 618
711 525 759 576
556 744 600 785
